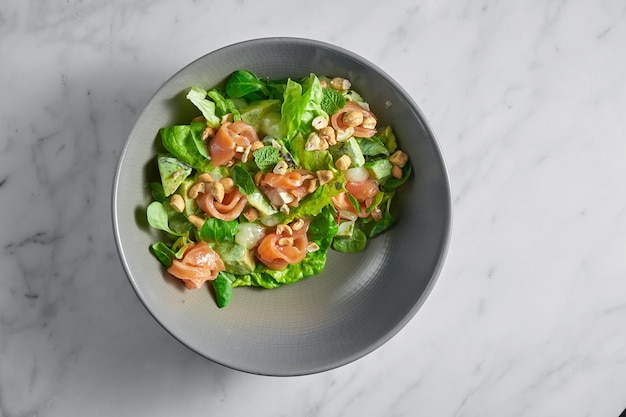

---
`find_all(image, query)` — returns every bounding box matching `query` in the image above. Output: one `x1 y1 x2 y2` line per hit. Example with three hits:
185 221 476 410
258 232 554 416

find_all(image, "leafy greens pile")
146 70 411 308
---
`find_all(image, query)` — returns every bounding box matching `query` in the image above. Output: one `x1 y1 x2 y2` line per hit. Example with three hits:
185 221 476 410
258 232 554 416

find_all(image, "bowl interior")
113 38 451 376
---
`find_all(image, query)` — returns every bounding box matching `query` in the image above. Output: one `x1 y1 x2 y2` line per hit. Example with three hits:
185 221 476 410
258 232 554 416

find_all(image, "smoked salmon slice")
167 242 225 289
197 186 248 221
209 121 260 166
330 102 377 138
332 180 380 219
256 222 309 270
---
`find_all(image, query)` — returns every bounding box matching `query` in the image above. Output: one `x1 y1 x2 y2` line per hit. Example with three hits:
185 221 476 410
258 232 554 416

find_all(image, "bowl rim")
111 36 452 376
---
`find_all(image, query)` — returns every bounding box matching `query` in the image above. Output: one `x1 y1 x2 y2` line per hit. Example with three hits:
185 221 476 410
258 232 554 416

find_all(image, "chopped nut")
336 127 354 142
392 165 403 179
221 113 233 124
312 115 328 130
201 126 215 141
335 154 352 171
235 145 245 153
291 218 305 231
316 170 334 185
278 237 294 246
254 171 264 186
250 141 264 152
243 206 259 222
209 181 225 203
219 177 235 193
198 173 214 183
271 139 281 150
169 194 185 213
306 242 320 252
305 132 329 151
330 77 351 91
280 204 290 214
362 116 377 130
306 179 318 193
278 191 295 205
389 150 409 167
273 160 289 175
188 182 206 199
188 215 205 229
241 145 252 163
342 111 364 128
318 126 336 146
276 224 293 236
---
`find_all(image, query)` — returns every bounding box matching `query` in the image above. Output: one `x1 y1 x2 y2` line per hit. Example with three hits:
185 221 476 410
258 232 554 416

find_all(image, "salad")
146 70 411 307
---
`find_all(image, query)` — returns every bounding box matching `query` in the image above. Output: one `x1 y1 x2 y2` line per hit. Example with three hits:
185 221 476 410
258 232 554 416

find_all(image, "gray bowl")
112 37 451 376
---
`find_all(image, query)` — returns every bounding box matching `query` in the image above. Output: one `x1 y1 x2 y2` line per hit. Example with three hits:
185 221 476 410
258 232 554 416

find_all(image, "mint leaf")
321 87 346 115
199 218 239 242
253 146 280 172
231 165 256 195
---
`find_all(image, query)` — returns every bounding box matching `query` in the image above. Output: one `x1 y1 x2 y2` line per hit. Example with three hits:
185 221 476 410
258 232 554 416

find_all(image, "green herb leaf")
146 201 176 234
199 218 239 242
321 87 346 114
225 70 269 99
333 228 367 253
382 163 412 191
378 125 398 153
213 272 234 308
207 88 241 121
253 146 280 172
231 165 256 195
160 123 210 171
150 242 176 267
186 87 221 128
347 193 361 213
358 136 389 159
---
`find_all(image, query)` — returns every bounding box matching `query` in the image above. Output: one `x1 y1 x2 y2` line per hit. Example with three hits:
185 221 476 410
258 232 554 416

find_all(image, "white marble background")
1 0 625 415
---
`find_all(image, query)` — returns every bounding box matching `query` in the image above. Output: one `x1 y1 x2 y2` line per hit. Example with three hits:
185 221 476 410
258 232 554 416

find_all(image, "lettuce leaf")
186 87 221 128
160 122 211 171
281 74 327 139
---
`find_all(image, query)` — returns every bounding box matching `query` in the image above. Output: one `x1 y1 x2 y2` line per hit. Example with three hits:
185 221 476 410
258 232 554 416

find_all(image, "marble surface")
1 0 626 415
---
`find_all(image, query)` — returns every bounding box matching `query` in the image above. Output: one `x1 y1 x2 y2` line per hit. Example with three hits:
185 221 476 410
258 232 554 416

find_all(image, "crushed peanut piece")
342 111 364 128
362 116 377 130
169 194 185 213
209 181 225 203
188 182 206 199
318 126 336 146
335 154 352 171
219 177 235 193
336 127 354 142
307 242 320 253
250 141 264 152
243 206 259 222
198 173 213 183
306 179 318 193
276 224 293 236
305 132 328 151
188 215 205 230
201 126 215 141
273 160 289 175
316 170 334 185
392 165 403 179
389 150 409 167
330 77 351 91
278 237 294 246
291 218 305 231
312 115 328 130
